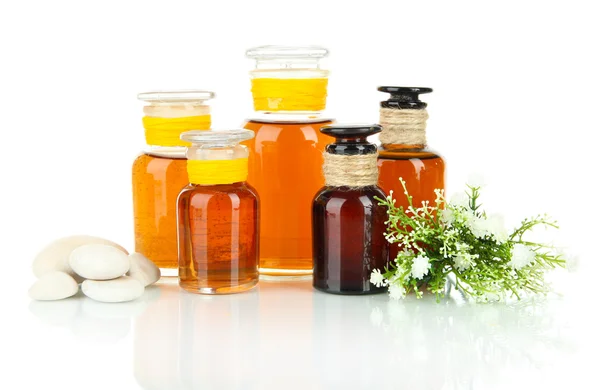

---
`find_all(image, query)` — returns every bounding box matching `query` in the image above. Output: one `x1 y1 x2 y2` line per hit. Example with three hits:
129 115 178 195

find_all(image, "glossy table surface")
6 266 596 390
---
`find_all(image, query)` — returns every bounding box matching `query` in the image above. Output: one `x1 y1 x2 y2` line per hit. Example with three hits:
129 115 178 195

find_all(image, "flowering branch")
370 178 567 302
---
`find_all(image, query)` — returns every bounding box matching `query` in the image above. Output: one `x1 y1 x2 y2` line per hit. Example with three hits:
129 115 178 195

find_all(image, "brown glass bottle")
313 124 389 295
177 130 259 294
377 87 445 261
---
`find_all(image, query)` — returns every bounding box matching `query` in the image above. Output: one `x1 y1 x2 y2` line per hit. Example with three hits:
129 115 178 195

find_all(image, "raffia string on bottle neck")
379 107 429 146
322 152 378 187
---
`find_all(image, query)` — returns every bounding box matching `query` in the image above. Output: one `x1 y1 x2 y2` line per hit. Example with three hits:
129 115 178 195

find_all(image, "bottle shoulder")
377 146 444 161
314 185 386 202
179 182 258 200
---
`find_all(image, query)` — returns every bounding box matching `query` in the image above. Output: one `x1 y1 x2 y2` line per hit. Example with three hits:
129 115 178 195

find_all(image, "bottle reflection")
133 282 261 389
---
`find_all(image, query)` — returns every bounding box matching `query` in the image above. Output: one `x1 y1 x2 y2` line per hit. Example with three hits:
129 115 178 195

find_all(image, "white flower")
411 255 431 280
485 213 508 243
466 172 486 188
566 254 579 272
468 216 489 239
389 284 406 300
370 269 385 287
450 191 471 208
440 209 455 225
453 254 473 272
509 244 536 270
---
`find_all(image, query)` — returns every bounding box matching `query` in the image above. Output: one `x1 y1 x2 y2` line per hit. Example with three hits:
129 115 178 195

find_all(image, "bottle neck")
379 107 428 147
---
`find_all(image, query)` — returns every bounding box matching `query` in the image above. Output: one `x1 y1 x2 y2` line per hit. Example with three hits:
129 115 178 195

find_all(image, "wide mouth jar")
138 90 215 118
246 46 330 112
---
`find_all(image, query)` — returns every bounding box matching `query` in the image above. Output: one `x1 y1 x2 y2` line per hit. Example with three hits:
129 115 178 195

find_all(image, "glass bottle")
242 45 334 278
133 90 214 276
377 87 445 261
177 129 259 294
313 124 389 294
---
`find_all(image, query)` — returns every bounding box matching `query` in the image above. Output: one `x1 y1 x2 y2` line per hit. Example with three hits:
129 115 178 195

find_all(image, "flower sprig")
371 178 567 302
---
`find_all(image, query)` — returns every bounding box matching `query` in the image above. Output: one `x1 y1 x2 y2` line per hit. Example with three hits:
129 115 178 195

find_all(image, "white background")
1 1 598 389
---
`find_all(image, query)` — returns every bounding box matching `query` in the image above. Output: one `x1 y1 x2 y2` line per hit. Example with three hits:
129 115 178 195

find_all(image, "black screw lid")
378 86 433 109
320 124 381 155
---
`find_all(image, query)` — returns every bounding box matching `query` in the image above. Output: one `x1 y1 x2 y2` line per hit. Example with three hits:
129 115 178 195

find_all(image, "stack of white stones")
29 235 161 303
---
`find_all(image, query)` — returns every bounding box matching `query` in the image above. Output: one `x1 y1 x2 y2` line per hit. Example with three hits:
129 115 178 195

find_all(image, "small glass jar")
243 45 334 277
312 124 389 294
133 90 214 275
177 129 259 294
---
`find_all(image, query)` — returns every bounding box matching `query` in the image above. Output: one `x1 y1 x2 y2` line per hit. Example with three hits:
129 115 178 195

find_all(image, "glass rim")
181 129 255 144
138 90 215 103
246 45 329 60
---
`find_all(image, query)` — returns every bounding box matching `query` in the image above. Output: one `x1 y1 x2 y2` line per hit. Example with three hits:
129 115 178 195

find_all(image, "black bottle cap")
378 86 433 109
320 124 381 155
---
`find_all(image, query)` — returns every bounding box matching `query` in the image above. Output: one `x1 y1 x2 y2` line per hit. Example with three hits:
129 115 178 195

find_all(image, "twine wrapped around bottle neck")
379 107 428 145
323 152 378 187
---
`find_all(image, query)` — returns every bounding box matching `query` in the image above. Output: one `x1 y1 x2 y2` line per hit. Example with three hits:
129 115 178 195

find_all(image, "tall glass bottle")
242 45 334 277
377 87 445 261
133 91 214 275
313 124 389 294
177 130 259 294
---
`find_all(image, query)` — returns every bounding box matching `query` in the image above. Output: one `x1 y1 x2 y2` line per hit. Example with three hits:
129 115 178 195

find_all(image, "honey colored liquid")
132 152 188 269
178 182 259 294
243 119 333 276
378 146 445 260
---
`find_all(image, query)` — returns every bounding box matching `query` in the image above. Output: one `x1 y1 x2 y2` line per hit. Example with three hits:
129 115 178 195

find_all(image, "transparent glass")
243 45 333 277
132 90 214 275
177 130 259 294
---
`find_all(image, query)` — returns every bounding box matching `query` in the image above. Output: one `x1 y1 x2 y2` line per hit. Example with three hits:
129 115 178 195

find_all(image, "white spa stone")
69 244 130 280
28 271 79 301
126 252 161 287
33 235 128 281
81 276 145 303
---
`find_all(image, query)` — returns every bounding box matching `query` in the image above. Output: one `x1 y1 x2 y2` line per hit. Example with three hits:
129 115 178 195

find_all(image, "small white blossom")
566 254 579 272
468 216 489 239
509 244 536 270
466 172 486 188
370 269 385 287
440 209 455 225
450 191 471 208
485 213 508 243
389 284 406 300
411 255 431 280
453 254 473 272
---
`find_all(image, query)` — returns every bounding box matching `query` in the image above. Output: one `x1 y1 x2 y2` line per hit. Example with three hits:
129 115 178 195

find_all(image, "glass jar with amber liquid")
177 129 259 294
313 124 389 294
242 46 334 277
377 87 445 261
132 91 214 276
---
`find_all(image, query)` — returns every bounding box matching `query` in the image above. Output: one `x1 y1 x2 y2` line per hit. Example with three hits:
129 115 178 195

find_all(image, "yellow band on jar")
142 115 211 147
251 78 328 111
187 158 249 185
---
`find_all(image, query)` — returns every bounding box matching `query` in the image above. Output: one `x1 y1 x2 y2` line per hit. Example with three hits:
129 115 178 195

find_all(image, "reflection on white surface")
29 286 161 344
129 279 579 390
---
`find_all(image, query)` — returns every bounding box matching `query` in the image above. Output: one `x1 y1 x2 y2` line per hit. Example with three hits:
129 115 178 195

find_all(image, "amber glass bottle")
177 130 259 294
313 124 389 295
377 87 445 261
133 91 214 275
243 46 334 277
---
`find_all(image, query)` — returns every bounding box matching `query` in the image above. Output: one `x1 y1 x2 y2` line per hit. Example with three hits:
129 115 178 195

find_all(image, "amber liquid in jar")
378 145 445 260
178 182 259 294
243 119 333 276
132 152 187 269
